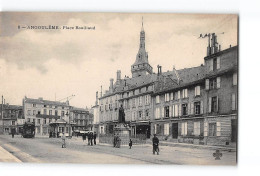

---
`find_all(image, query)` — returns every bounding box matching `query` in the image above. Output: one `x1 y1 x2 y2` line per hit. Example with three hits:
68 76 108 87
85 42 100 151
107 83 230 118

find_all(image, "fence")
99 133 147 145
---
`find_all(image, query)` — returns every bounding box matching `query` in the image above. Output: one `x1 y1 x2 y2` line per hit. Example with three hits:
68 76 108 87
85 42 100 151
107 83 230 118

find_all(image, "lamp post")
65 111 70 136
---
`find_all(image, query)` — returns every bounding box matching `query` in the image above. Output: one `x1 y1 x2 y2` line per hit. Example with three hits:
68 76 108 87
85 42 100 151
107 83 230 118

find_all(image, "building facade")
0 104 23 134
70 107 91 133
96 23 238 146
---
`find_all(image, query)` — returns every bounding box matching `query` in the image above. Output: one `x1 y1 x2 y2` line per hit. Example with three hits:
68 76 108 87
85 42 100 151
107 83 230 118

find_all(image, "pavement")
0 135 237 165
0 145 21 163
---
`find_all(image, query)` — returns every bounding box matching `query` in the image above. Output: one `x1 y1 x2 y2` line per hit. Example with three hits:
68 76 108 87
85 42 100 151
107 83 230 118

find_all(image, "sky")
0 12 237 108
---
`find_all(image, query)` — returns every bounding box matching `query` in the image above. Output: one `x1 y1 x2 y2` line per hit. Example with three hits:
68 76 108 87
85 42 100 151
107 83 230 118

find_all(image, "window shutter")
170 93 173 100
154 124 157 134
179 104 181 116
185 89 188 98
208 97 212 113
188 103 191 115
161 107 164 118
205 79 209 90
182 90 184 98
232 93 236 110
210 59 213 71
217 57 220 69
172 105 175 117
217 96 219 112
216 122 221 136
233 73 237 85
191 102 194 115
181 123 184 135
169 106 172 117
175 104 178 117
217 77 221 88
195 86 197 96
204 121 208 136
164 94 167 102
178 91 180 99
198 86 200 95
200 101 203 114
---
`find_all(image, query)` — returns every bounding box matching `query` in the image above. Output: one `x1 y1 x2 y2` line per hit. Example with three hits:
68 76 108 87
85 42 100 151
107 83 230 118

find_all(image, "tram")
21 122 35 138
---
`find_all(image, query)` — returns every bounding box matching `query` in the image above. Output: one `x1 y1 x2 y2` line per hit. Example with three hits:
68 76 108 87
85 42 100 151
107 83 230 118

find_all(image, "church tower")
131 18 153 78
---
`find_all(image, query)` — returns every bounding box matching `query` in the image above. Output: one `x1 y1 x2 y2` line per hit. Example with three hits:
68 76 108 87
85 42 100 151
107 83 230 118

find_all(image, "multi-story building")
91 91 99 134
97 22 238 146
70 107 91 133
23 97 71 136
151 43 238 146
0 104 23 134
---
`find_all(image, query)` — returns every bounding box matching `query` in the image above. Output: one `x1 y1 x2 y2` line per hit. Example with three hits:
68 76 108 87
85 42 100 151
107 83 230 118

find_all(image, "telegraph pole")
1 95 4 134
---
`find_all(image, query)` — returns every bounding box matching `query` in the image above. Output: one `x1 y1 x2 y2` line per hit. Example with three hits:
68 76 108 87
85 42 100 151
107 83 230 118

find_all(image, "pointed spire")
141 16 144 31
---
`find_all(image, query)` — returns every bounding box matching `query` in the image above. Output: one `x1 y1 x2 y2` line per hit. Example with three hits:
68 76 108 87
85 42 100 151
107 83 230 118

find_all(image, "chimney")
95 91 98 106
100 86 103 97
157 65 162 76
173 66 180 85
116 70 121 81
110 78 114 93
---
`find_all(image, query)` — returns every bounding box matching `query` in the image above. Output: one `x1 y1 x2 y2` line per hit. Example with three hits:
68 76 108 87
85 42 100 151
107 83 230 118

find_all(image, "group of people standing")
82 132 97 146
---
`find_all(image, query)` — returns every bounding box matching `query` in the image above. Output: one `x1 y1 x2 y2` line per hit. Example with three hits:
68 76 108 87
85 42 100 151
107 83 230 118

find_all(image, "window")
177 90 181 99
145 95 150 105
164 123 169 135
194 122 200 136
12 121 15 125
181 122 187 136
132 111 136 121
44 119 46 124
55 110 58 116
165 93 170 102
182 104 187 116
213 58 217 71
205 79 209 90
209 122 221 136
138 111 142 119
132 98 136 107
232 93 237 110
182 89 188 98
33 104 36 107
209 78 217 89
194 102 201 115
37 119 41 124
209 59 213 71
195 86 200 96
61 111 65 117
49 110 52 115
155 107 160 119
204 122 208 136
156 95 160 104
62 106 64 109
209 96 218 113
44 109 47 115
44 105 47 108
27 110 31 115
170 92 174 100
165 106 169 118
145 109 149 117
33 110 36 115
233 73 237 85
174 104 179 117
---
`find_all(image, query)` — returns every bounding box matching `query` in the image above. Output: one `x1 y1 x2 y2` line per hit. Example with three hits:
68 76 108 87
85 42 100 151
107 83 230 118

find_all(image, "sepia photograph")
0 12 238 165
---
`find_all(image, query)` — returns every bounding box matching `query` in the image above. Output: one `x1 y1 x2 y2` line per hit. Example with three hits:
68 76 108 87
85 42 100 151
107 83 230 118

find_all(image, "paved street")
0 135 236 165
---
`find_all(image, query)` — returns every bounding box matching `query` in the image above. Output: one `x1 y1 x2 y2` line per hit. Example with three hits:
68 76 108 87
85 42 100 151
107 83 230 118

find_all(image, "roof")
24 97 69 107
101 65 205 98
71 107 89 113
0 104 23 110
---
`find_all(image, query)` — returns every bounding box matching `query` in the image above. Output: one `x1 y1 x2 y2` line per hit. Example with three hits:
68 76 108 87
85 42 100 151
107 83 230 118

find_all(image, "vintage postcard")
0 12 238 165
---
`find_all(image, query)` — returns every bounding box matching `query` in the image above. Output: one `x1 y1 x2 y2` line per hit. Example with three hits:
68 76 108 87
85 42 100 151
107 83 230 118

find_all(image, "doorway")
231 119 237 142
172 123 178 139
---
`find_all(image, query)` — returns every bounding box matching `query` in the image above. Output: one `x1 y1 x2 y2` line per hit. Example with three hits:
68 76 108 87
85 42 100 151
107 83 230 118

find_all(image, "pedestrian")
116 136 121 148
129 139 132 149
90 132 93 146
152 134 159 155
87 133 91 145
61 132 66 148
82 133 86 142
93 132 97 145
113 134 116 147
11 129 15 138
